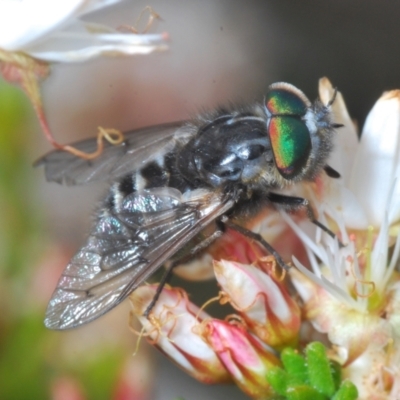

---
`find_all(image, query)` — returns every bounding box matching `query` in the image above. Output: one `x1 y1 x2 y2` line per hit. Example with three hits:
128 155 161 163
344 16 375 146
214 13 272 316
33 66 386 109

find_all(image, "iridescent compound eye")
265 83 313 179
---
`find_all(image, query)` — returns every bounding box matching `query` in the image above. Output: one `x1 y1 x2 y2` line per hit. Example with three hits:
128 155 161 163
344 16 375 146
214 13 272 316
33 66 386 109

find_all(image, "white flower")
282 79 400 397
349 90 400 227
284 186 400 397
320 79 400 229
0 0 167 63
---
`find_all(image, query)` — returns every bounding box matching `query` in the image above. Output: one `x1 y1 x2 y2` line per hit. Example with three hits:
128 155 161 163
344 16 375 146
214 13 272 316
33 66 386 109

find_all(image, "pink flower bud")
214 259 301 348
129 285 230 384
202 319 280 398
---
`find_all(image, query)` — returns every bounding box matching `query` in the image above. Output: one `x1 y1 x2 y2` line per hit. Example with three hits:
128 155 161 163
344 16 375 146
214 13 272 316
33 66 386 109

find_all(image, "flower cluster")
283 79 400 399
0 0 167 159
130 78 400 399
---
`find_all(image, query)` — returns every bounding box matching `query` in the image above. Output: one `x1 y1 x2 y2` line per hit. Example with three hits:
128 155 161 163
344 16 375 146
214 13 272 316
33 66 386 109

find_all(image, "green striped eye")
268 116 311 178
266 86 308 116
265 83 312 179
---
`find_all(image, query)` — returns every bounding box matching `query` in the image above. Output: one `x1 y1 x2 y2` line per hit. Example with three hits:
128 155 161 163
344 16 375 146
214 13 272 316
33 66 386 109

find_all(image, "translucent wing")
45 187 234 329
36 122 193 186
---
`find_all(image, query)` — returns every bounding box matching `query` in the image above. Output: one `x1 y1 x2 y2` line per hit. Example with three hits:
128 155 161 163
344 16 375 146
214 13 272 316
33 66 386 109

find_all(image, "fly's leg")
142 260 175 318
219 216 291 271
324 165 340 178
267 192 344 247
143 229 224 317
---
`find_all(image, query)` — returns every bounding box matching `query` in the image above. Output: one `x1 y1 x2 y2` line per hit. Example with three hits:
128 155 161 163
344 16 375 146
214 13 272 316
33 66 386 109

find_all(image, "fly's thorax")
177 107 276 189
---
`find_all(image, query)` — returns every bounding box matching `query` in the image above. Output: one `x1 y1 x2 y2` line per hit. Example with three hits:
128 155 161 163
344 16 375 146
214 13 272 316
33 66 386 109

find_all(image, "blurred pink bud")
214 259 301 348
202 319 280 398
51 376 85 400
129 285 231 384
113 356 153 400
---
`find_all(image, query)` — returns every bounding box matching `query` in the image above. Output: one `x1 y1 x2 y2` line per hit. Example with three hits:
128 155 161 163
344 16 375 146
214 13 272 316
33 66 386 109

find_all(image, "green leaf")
265 342 357 400
286 384 327 400
305 342 336 397
281 348 308 385
266 366 289 395
330 360 342 390
332 380 358 400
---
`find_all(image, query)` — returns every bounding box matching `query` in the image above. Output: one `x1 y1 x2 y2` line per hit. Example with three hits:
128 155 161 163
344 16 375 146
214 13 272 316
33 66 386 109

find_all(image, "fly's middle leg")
142 229 224 317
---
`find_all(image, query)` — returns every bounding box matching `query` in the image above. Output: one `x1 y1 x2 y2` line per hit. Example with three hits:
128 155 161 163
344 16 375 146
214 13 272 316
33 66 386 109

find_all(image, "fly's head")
264 82 342 186
177 82 342 195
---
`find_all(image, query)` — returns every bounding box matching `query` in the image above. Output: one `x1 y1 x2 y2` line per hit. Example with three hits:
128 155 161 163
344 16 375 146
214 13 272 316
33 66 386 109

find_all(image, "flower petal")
349 90 400 227
323 180 369 230
0 0 167 63
317 78 369 229
290 268 392 365
319 77 359 186
26 23 167 62
214 260 301 347
130 285 230 384
0 0 121 50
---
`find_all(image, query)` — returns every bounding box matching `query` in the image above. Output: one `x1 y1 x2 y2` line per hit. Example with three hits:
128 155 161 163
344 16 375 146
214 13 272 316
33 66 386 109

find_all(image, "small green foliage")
281 348 308 386
286 385 327 400
265 342 358 400
0 314 50 400
0 80 40 278
74 350 125 400
266 366 289 395
332 381 359 400
329 358 342 390
306 342 336 396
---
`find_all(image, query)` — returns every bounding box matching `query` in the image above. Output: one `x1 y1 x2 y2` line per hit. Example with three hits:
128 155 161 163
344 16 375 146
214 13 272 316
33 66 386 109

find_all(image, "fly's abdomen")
105 148 196 213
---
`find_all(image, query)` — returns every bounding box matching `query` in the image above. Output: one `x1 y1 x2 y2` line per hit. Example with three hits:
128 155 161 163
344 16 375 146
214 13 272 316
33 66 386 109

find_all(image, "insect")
38 82 342 330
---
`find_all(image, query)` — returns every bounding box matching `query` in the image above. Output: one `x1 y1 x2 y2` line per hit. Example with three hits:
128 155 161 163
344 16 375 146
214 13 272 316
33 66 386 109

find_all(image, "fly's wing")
45 187 234 329
35 122 193 186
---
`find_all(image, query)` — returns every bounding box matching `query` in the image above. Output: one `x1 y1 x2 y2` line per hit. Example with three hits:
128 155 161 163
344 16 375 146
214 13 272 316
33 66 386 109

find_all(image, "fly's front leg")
267 192 344 247
143 229 224 317
219 215 291 271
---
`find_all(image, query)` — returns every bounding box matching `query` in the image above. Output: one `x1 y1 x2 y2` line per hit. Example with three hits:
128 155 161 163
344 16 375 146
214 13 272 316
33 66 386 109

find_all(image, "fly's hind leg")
143 229 224 317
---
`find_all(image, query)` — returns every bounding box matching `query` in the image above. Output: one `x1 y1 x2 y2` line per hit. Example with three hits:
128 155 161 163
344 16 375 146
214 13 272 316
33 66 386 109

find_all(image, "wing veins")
117 197 235 301
45 189 234 329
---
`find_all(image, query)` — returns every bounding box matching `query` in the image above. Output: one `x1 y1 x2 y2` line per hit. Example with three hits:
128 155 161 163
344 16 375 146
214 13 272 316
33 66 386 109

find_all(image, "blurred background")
1 1 400 399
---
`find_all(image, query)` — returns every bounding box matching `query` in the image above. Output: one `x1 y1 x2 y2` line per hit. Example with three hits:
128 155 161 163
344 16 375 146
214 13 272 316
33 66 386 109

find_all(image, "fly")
37 82 342 329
